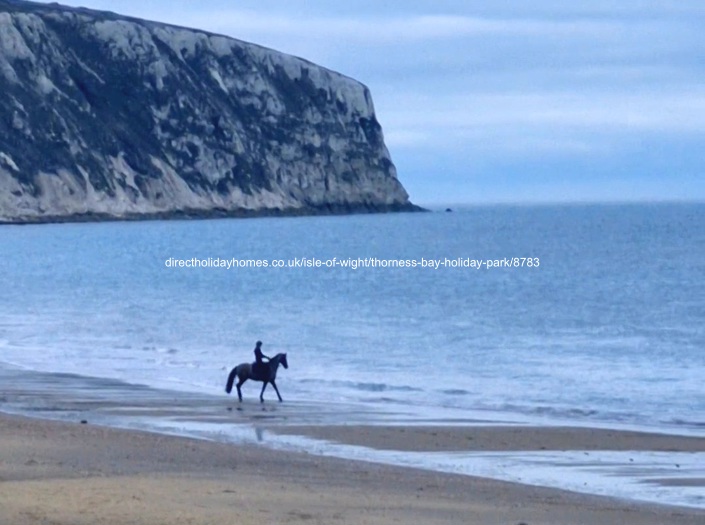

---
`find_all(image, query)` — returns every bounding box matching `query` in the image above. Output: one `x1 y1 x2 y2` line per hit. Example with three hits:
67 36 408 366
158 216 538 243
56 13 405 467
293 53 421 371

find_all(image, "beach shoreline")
2 363 704 512
1 411 704 525
268 423 705 452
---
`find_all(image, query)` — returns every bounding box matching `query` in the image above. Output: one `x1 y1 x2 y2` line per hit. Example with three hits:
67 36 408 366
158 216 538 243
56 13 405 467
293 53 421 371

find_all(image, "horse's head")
279 353 288 369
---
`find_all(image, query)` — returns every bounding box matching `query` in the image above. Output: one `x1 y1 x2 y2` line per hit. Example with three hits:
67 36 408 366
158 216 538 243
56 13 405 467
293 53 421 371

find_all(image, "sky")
33 0 705 205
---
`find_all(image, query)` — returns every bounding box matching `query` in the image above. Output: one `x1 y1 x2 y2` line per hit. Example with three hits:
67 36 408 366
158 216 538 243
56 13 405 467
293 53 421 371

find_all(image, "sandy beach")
1 413 704 525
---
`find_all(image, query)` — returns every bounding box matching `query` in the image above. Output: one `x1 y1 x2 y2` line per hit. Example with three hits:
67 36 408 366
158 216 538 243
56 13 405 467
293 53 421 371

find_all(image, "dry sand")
1 413 704 525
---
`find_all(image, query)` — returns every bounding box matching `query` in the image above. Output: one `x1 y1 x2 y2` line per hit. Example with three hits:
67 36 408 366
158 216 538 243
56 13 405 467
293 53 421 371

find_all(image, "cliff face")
0 0 416 223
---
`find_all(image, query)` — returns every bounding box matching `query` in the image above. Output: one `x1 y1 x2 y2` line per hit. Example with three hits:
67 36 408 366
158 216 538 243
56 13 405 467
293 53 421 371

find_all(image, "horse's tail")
225 366 238 394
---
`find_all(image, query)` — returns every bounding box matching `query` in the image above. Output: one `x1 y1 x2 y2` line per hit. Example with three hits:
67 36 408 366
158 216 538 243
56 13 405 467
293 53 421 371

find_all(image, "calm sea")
1 203 704 434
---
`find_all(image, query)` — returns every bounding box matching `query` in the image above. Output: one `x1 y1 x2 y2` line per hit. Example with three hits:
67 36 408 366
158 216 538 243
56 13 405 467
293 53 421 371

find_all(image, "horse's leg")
270 380 283 402
260 381 268 403
236 377 246 402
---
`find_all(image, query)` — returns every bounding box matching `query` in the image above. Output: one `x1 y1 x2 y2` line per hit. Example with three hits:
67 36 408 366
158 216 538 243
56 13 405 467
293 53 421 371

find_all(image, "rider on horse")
253 340 270 379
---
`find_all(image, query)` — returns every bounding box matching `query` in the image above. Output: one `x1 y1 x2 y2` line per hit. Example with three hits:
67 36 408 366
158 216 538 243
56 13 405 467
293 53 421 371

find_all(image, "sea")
1 202 704 508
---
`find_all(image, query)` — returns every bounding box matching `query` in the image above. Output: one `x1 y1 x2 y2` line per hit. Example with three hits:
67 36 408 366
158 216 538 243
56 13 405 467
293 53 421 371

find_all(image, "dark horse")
225 353 288 402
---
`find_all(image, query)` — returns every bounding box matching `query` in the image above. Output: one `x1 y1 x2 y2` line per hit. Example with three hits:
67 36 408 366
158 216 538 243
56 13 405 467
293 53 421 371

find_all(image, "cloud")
178 11 626 43
379 89 705 155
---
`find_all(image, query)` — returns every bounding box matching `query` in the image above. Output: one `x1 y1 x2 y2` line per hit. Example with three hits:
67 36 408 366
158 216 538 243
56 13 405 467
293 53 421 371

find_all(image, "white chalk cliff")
0 0 418 223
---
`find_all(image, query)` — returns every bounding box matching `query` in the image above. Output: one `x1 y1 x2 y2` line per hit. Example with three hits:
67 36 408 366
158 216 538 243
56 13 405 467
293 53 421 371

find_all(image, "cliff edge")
0 0 419 223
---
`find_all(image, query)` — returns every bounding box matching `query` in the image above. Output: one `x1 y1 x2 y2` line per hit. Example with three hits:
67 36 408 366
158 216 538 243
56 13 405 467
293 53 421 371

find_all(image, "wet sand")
1 412 704 525
270 424 705 452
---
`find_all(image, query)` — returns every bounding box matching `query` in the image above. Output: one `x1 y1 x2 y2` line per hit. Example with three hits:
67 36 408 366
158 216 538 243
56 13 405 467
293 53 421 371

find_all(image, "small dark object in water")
80 420 88 424
445 208 453 212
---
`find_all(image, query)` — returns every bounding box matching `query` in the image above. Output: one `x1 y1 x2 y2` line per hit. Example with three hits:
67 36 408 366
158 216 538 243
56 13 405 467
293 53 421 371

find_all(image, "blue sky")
35 0 705 205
